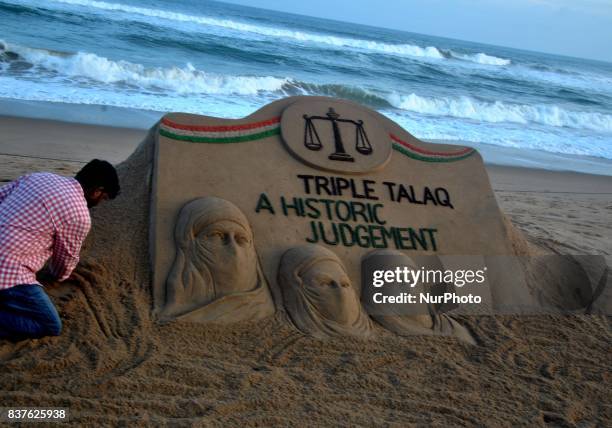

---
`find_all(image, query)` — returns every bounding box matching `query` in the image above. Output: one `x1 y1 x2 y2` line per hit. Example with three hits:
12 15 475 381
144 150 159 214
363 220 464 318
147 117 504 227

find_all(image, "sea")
1 0 611 175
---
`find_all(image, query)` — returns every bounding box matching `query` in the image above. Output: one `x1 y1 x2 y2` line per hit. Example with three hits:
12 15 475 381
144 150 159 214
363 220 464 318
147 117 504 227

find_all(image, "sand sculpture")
159 197 275 323
147 95 608 326
522 254 609 313
361 250 476 344
278 245 372 338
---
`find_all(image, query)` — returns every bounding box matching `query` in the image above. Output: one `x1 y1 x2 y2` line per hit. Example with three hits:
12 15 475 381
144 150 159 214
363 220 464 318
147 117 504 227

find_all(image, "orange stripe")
390 133 473 157
161 116 281 132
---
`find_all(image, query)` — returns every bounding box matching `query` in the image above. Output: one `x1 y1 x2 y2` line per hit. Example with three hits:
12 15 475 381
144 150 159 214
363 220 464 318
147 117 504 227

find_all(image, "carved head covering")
278 245 372 338
361 250 475 344
161 197 274 323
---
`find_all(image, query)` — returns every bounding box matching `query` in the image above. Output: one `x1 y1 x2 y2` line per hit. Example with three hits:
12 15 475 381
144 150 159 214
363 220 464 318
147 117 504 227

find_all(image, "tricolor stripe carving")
159 117 281 143
390 134 476 162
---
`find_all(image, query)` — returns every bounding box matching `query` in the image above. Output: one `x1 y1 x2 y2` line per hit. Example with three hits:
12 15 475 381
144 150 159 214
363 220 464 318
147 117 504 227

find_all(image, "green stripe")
160 127 280 143
392 144 475 163
161 128 473 161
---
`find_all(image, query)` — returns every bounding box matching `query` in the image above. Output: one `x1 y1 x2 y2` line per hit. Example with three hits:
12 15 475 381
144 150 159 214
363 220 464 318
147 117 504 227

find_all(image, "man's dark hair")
75 159 120 199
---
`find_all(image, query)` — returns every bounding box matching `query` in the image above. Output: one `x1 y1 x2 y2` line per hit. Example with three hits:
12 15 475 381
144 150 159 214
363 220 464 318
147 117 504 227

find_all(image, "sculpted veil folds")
278 245 372 338
161 197 274 324
150 98 564 334
363 250 475 344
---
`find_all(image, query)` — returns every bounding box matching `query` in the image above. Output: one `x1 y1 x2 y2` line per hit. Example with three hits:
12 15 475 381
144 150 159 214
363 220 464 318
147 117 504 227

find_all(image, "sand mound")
1 122 610 425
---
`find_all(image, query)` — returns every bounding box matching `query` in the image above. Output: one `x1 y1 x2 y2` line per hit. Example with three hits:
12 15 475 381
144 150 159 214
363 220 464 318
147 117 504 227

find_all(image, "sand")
0 116 610 426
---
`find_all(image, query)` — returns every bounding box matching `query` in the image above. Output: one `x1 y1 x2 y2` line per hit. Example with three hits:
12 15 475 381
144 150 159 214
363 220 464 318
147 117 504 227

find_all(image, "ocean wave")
281 81 392 108
387 92 612 133
0 40 290 95
451 52 511 66
3 38 608 135
2 40 608 135
45 0 509 65
384 110 612 160
502 64 612 95
0 40 393 105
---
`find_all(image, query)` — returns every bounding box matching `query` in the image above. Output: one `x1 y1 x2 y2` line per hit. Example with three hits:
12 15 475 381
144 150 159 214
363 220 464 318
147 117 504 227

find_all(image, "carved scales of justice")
303 108 373 162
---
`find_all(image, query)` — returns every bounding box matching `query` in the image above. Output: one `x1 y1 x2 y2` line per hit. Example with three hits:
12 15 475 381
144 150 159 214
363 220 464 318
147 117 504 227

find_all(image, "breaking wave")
2 39 609 134
45 0 510 65
387 92 612 132
451 52 511 66
0 40 290 95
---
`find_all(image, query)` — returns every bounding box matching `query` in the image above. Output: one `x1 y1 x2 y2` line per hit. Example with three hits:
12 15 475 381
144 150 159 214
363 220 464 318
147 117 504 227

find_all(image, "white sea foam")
384 110 612 161
46 0 509 65
452 52 511 66
500 64 612 95
0 74 259 118
387 92 612 133
1 40 290 95
3 39 609 135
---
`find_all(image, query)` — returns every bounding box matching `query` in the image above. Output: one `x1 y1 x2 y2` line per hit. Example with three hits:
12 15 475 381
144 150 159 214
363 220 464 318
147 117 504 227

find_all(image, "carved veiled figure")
363 250 475 345
372 306 476 345
160 197 274 323
278 245 372 338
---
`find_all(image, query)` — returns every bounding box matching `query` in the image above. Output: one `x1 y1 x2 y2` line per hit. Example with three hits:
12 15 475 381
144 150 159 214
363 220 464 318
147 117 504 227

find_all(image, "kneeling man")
0 160 119 341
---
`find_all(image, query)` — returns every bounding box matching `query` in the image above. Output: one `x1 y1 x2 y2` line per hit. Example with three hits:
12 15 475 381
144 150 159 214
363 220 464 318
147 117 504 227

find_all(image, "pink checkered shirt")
0 172 91 290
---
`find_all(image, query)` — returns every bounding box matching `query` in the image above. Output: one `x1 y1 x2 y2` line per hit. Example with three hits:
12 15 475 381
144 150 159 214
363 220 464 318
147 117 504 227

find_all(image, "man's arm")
48 219 91 282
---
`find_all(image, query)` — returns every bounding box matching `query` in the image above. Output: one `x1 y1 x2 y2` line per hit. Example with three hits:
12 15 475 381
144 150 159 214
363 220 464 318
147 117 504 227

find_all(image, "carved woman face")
193 219 257 295
300 259 361 326
162 197 274 323
278 245 372 338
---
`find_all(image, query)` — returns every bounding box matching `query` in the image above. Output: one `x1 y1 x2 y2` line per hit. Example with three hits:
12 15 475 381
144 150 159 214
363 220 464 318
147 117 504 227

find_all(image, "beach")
2 116 611 260
2 0 611 424
0 115 610 425
2 116 610 258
